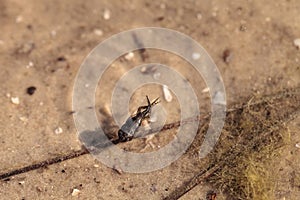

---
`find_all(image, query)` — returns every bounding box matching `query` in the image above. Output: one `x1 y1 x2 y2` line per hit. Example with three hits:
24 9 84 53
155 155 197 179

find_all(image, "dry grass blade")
164 86 300 200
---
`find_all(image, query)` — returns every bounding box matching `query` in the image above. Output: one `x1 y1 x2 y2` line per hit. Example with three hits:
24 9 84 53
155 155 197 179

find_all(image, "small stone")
150 184 157 192
265 17 271 22
140 66 157 74
296 143 300 148
16 15 23 23
11 97 20 105
103 9 111 20
192 52 201 60
222 49 232 63
18 181 25 185
124 52 134 60
94 164 99 168
294 38 300 49
27 86 36 95
6 93 11 98
54 127 63 134
50 30 57 37
196 13 202 20
93 29 103 36
71 188 80 196
202 87 210 93
162 85 172 102
160 3 166 9
240 24 247 31
19 116 28 122
36 186 43 192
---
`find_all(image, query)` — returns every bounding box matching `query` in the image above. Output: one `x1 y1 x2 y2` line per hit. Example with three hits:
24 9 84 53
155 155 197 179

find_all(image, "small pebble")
54 127 63 134
294 38 300 49
160 3 166 9
162 85 172 102
196 13 202 20
26 61 34 68
124 52 134 60
240 24 247 31
93 29 103 36
140 65 157 74
27 86 36 95
11 97 20 105
50 30 57 37
150 184 157 192
71 188 80 196
192 52 201 60
36 186 43 192
296 143 300 148
103 9 111 20
16 15 23 23
94 164 99 168
18 181 25 185
57 56 66 62
222 49 232 63
202 87 210 93
19 116 28 122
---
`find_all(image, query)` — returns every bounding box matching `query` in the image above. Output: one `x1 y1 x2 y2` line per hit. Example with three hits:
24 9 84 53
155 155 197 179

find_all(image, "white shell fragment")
162 85 172 102
11 97 20 105
296 143 300 149
124 52 134 60
192 52 201 60
294 38 300 49
71 188 81 196
54 127 63 134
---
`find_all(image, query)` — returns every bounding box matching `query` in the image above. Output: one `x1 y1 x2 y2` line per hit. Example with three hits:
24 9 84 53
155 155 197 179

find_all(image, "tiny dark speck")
57 56 66 62
27 86 36 95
